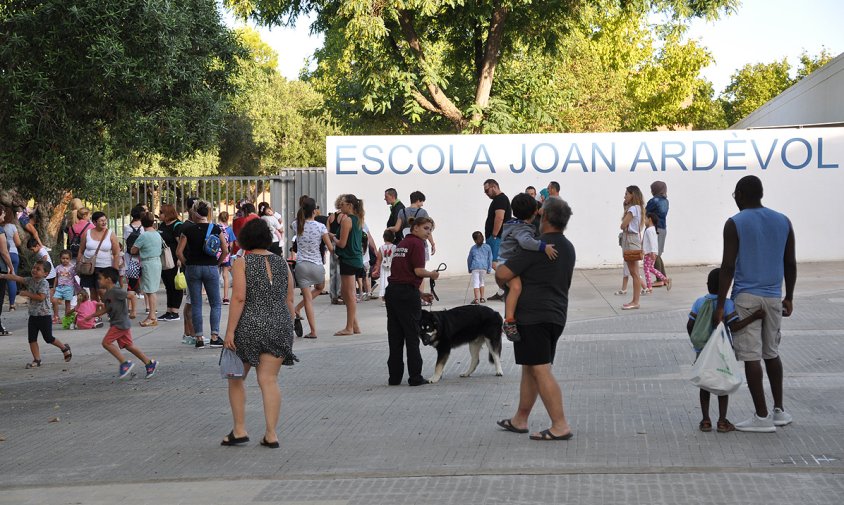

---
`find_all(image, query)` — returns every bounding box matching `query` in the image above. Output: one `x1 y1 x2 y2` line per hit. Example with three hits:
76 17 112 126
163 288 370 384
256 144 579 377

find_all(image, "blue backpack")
202 223 221 257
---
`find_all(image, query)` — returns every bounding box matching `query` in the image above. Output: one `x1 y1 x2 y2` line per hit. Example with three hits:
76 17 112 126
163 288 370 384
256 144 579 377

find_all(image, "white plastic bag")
689 322 743 396
219 348 245 380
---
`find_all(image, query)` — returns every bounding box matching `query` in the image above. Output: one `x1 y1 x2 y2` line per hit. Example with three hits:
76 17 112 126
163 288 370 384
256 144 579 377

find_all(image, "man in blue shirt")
715 175 797 433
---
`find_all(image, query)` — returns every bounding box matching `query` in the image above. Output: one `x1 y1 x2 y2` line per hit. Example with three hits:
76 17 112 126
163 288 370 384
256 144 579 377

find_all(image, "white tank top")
84 229 114 268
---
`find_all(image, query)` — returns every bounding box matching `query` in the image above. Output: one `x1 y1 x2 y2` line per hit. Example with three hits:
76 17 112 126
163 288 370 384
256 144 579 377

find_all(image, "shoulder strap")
204 222 213 241
92 229 107 256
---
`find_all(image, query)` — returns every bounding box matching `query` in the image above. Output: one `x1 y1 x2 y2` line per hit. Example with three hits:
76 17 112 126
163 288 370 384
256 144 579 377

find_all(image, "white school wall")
327 129 844 276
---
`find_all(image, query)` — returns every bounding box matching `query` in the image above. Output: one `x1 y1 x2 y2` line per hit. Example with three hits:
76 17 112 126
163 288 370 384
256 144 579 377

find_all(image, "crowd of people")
0 173 797 442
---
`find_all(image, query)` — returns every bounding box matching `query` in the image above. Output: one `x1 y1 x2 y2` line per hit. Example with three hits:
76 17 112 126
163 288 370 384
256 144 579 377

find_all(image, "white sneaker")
735 413 776 433
773 408 793 426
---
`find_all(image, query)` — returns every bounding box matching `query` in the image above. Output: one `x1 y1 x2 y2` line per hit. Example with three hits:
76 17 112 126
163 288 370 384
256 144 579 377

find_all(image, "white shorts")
471 269 486 289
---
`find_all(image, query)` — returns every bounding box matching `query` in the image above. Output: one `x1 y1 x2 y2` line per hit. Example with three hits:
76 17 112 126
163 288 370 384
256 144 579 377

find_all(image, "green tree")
226 0 737 132
218 27 336 173
720 59 792 126
0 0 242 208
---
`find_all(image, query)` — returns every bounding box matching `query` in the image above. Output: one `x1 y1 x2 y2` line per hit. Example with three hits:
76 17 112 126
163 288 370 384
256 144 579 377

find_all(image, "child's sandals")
699 419 712 432
25 359 42 369
62 344 72 362
479 298 486 303
613 290 627 296
470 299 480 305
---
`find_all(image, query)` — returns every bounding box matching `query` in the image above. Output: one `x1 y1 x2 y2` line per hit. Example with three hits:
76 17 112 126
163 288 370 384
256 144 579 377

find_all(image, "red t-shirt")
231 214 259 254
387 234 426 288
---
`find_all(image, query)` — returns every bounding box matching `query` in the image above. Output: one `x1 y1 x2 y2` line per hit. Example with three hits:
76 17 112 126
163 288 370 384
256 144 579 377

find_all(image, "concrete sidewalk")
0 262 843 504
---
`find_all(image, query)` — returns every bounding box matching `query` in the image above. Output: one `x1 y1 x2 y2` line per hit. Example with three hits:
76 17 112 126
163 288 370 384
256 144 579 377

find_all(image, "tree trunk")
471 4 509 127
39 191 73 249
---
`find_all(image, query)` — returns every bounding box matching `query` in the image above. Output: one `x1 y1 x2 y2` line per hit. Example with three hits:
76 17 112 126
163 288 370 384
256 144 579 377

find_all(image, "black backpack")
126 224 142 250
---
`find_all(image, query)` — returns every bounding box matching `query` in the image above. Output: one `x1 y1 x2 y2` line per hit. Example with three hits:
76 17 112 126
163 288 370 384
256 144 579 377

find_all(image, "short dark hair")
33 259 51 274
511 193 538 220
707 268 721 295
646 212 660 228
483 179 499 189
383 229 395 243
735 175 763 201
98 267 120 284
548 181 560 192
385 188 398 199
27 237 40 249
409 191 425 203
130 205 145 221
525 186 536 192
91 211 106 223
238 218 273 251
241 202 256 215
59 249 72 258
185 197 197 211
472 231 484 242
140 211 155 228
542 198 572 231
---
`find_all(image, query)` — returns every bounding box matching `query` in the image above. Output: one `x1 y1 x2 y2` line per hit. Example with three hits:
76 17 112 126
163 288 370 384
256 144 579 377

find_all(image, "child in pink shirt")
74 290 101 329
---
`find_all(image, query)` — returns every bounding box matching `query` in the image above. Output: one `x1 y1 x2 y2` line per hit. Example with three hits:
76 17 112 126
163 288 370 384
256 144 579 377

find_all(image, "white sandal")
613 290 627 296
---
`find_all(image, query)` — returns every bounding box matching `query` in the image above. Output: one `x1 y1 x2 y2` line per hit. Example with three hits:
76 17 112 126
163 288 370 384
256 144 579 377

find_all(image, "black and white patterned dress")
234 253 297 366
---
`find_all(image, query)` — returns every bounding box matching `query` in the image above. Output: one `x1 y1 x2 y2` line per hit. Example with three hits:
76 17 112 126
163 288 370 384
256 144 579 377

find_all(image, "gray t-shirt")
504 233 576 327
26 278 53 317
104 286 131 330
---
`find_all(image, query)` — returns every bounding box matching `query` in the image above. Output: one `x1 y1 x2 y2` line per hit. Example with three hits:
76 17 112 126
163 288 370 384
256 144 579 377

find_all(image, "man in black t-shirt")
483 179 511 300
495 197 575 441
384 188 405 245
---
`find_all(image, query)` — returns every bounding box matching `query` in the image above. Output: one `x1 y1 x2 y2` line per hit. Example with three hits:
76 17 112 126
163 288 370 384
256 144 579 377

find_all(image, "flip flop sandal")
613 290 627 296
497 418 528 434
304 334 318 339
62 344 72 362
471 299 480 304
529 429 573 441
699 419 713 432
479 298 486 303
260 437 280 448
220 430 250 446
25 359 42 369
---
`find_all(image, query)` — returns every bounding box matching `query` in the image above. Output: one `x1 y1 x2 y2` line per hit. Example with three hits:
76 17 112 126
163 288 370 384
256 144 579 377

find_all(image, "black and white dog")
419 304 504 383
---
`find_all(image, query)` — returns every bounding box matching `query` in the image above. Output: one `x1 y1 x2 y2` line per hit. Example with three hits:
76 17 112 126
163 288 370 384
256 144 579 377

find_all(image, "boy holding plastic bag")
687 268 763 433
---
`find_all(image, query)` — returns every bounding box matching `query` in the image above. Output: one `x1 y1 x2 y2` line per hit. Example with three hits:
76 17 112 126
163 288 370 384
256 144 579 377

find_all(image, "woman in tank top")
77 211 120 302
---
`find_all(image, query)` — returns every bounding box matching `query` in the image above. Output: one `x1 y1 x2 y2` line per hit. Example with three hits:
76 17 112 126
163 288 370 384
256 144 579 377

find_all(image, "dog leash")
429 262 448 303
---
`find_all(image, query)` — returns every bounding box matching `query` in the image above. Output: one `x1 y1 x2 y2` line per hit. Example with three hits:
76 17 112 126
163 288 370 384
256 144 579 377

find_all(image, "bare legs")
336 274 359 335
624 259 642 306
295 284 323 337
508 364 571 437
226 354 283 444
744 356 785 417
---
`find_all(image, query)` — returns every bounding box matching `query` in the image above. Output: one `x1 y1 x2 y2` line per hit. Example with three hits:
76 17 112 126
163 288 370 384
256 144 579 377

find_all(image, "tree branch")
472 2 508 125
397 9 467 130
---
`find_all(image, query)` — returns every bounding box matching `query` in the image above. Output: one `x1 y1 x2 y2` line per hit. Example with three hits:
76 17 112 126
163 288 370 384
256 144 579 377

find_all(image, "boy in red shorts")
85 268 158 379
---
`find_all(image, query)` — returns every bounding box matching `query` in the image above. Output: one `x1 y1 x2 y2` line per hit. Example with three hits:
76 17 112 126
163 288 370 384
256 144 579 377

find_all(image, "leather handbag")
161 242 175 270
78 231 107 275
621 231 644 262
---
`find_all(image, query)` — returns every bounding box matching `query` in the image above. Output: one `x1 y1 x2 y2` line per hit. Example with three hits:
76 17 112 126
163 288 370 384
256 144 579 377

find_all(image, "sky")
226 0 844 94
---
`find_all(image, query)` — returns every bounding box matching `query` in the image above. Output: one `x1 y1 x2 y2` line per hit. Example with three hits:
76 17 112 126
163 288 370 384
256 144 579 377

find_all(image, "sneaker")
773 408 793 426
168 313 181 321
145 360 159 379
119 361 135 379
222 298 230 305
208 337 224 348
195 337 206 349
503 321 521 343
735 413 776 433
182 335 196 345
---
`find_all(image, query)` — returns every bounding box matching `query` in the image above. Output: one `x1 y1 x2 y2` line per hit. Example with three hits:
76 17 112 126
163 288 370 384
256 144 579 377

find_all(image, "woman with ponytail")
291 197 333 338
332 194 365 336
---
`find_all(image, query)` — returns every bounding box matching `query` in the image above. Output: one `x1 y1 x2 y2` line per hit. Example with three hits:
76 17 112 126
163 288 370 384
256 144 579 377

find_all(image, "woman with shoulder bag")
77 211 120 303
620 186 645 310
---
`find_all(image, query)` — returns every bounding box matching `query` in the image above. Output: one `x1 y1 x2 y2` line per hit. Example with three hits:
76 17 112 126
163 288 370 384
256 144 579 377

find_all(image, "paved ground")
1 262 843 504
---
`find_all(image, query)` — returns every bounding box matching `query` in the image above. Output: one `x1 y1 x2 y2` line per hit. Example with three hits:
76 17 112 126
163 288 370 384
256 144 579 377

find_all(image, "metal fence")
100 169 326 254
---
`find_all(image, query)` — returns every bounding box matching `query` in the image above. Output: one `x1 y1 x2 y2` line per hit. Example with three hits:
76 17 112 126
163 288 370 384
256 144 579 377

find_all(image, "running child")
84 268 158 379
466 231 493 304
52 250 77 321
643 213 670 293
687 268 763 433
374 230 397 303
26 238 57 321
499 193 557 342
0 261 72 368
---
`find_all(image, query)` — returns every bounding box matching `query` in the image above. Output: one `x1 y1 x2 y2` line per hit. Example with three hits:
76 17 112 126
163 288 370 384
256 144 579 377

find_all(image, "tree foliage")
0 0 243 203
226 0 736 132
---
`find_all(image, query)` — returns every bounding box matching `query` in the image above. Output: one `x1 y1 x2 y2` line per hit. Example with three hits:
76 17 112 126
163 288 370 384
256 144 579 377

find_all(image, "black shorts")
28 315 55 344
339 261 365 277
513 323 564 366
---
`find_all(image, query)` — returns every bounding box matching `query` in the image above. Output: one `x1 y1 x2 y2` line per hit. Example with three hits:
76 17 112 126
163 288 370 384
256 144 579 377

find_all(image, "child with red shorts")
85 268 158 379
